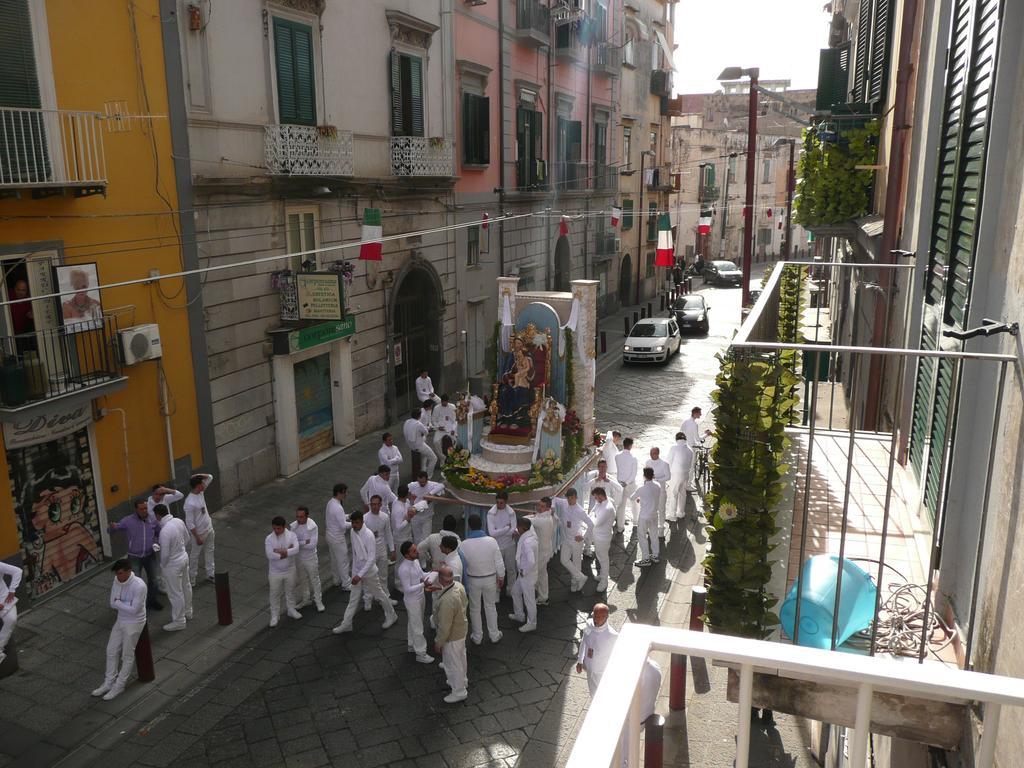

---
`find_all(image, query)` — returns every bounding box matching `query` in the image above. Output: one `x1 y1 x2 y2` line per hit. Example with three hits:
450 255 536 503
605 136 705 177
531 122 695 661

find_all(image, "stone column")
570 280 598 446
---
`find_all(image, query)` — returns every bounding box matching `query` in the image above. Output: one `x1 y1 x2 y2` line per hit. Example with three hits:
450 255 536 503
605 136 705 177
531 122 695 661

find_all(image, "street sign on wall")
297 273 345 320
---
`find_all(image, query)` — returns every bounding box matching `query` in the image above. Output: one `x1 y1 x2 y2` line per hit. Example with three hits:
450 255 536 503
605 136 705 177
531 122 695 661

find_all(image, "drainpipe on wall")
497 0 506 277
863 0 920 431
585 34 592 281
546 5 554 291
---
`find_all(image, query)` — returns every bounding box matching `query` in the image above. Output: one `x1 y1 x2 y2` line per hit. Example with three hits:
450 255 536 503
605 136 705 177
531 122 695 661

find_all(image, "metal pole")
917 357 962 663
849 683 873 768
735 663 754 768
669 653 686 710
719 154 733 259
792 349 821 646
740 71 759 308
635 151 646 306
783 140 794 259
965 360 1008 668
830 353 861 650
977 702 1002 768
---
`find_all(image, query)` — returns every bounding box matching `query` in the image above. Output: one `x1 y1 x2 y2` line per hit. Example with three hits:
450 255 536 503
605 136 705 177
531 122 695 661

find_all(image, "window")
645 251 655 278
621 199 634 230
467 224 480 267
516 106 544 187
390 51 424 137
757 227 772 246
622 126 632 171
462 93 490 166
623 36 636 67
646 202 657 242
728 155 737 183
594 121 608 187
273 17 317 126
762 158 772 184
649 130 658 152
557 116 582 187
286 207 320 271
468 301 486 375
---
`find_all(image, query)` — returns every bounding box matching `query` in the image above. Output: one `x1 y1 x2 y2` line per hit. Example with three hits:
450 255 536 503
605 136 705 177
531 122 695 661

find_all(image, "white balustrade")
389 136 454 177
0 108 106 189
264 124 354 177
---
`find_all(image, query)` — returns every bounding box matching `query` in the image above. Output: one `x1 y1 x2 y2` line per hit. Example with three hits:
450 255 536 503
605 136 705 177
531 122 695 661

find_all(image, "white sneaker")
102 684 125 701
415 653 435 664
470 635 483 645
315 602 325 613
490 631 503 643
162 622 186 632
332 623 352 634
287 609 303 620
185 610 193 620
382 615 398 630
444 690 468 704
269 616 279 628
519 623 537 633
295 599 311 609
507 613 525 622
91 682 113 697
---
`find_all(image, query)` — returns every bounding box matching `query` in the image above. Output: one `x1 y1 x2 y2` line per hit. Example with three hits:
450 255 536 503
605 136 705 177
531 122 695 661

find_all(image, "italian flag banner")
610 205 622 228
359 207 383 261
697 215 712 235
655 213 674 266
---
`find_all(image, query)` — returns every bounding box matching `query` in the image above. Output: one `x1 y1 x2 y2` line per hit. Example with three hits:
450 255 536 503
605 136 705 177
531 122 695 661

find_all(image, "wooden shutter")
409 55 424 137
647 202 657 241
815 43 851 111
0 0 50 183
868 0 892 103
390 51 403 135
273 18 316 126
852 0 872 102
622 199 634 230
516 106 527 185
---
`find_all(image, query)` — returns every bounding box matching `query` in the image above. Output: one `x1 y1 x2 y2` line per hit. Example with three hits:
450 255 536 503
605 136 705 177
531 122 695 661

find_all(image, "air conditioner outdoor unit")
119 323 163 365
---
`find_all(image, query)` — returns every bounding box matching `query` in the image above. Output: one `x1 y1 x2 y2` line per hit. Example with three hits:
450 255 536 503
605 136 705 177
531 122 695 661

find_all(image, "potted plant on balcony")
793 120 879 228
429 136 446 151
317 124 338 139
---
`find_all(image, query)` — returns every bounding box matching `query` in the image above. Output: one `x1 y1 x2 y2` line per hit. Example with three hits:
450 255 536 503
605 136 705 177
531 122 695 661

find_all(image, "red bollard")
135 624 155 682
669 652 686 711
644 714 666 768
690 585 707 631
600 331 607 354
215 571 233 626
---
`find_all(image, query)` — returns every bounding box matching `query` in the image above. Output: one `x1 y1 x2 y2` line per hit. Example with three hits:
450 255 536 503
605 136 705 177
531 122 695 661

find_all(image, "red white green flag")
697 215 712 235
610 205 622 228
655 213 674 266
359 207 383 261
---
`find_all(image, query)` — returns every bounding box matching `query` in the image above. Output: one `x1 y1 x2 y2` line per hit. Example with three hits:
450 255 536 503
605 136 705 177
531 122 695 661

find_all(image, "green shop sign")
288 316 356 353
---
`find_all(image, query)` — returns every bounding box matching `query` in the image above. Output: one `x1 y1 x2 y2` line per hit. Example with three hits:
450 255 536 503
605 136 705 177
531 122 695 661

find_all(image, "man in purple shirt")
108 498 164 610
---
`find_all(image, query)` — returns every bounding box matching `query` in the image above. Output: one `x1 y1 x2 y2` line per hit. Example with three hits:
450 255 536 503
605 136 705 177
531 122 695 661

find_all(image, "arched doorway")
553 236 570 292
618 253 632 306
391 262 443 416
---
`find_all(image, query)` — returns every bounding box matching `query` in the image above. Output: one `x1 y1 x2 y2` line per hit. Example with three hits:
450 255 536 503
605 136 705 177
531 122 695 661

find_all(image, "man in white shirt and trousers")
362 495 398 609
577 603 617 697
526 499 556 605
432 393 458 456
602 430 622 477
332 511 399 633
508 517 539 633
403 409 438 478
0 559 22 666
184 473 216 587
589 488 616 593
415 369 441 406
633 468 662 568
418 514 461 614
153 505 192 632
613 438 638 531
378 433 403 493
680 406 707 492
290 506 325 612
585 459 623 558
325 483 352 590
265 516 302 627
486 491 517 595
91 559 148 701
361 465 398 515
553 490 593 592
146 484 184 517
460 514 505 645
397 540 434 663
408 471 447 544
644 447 672 537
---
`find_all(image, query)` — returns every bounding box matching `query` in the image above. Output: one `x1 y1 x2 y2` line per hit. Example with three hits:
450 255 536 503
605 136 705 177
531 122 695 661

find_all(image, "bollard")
135 624 155 682
669 653 686 711
600 331 607 354
216 571 233 626
659 294 665 312
644 714 666 768
690 585 707 631
633 311 639 326
647 301 653 318
640 307 646 319
624 316 630 336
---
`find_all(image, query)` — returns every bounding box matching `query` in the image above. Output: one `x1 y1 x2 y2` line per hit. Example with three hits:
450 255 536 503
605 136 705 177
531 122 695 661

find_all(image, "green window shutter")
274 18 316 126
815 43 850 111
516 106 527 185
568 120 582 162
646 202 657 241
868 0 892 103
852 0 872 102
390 51 403 135
0 0 50 184
409 55 424 137
622 199 633 230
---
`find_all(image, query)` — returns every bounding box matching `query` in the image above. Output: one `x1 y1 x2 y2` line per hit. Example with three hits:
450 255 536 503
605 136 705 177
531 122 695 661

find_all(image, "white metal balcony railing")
264 125 354 177
389 136 454 177
568 626 1024 768
0 107 106 190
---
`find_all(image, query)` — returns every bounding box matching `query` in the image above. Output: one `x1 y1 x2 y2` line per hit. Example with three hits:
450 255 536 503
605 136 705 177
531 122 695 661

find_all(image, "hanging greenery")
563 327 576 409
703 347 800 639
793 120 879 228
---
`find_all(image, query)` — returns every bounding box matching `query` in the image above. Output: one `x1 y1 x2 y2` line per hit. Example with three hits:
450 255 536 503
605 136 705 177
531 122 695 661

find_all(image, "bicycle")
693 443 712 500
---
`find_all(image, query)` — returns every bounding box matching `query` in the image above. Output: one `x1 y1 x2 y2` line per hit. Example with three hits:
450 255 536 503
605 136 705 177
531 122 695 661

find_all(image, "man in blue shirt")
108 498 163 610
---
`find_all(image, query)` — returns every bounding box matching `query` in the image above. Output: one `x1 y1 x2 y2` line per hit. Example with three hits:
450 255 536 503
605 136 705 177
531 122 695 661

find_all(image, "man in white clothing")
146 484 184 517
91 560 148 701
378 433 403 493
680 407 709 492
332 512 399 633
265 516 302 627
362 495 397 609
589 488 616 592
431 565 469 703
0 559 22 665
325 483 352 590
408 471 447 544
601 431 622 477
553 490 593 592
361 466 398 515
486 491 518 594
290 506 324 612
397 541 434 663
419 514 461 613
633 468 662 567
153 506 191 632
439 536 463 582
666 432 689 522
431 393 458 456
526 499 556 604
415 369 441 406
459 514 505 644
184 473 216 586
644 447 672 536
390 486 417 575
576 603 618 697
403 409 438 477
586 459 623 513
613 438 638 531
508 517 539 632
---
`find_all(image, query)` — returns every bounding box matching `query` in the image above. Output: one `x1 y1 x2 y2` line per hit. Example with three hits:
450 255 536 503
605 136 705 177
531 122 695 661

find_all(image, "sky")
671 0 831 94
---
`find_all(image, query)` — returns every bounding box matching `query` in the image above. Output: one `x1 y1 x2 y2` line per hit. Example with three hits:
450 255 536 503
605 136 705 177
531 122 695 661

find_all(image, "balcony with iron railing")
0 316 126 416
0 108 106 198
698 184 720 203
646 166 675 191
555 23 584 62
514 157 547 193
594 232 619 259
594 42 622 77
390 136 455 177
650 69 672 97
554 160 589 192
264 124 354 177
515 0 550 45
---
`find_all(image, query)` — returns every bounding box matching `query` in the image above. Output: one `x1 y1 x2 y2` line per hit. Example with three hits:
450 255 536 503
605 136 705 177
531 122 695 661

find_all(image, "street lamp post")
719 66 759 307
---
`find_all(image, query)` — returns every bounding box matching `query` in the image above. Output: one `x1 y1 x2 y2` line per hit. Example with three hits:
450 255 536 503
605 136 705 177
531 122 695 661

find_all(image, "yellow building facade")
0 0 214 601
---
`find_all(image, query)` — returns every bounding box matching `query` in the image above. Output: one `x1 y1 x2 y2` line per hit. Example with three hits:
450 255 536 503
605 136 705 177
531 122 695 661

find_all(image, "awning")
655 30 675 71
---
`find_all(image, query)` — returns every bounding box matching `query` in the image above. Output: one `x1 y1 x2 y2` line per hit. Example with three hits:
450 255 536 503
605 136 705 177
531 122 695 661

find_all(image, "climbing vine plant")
793 120 879 228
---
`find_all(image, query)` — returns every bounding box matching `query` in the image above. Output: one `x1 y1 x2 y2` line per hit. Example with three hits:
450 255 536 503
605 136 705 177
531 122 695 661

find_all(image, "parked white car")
623 317 681 363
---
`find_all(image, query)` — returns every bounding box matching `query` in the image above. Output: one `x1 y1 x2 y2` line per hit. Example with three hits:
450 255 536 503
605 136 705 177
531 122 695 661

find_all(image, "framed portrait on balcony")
54 262 104 331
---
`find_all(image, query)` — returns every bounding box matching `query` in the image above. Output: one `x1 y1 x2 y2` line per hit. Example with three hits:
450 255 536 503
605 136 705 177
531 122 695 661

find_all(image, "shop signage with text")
3 402 93 449
287 316 357 353
297 273 345 321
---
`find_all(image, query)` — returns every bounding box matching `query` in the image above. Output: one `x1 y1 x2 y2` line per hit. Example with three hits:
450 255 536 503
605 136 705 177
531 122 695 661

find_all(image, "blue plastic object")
780 555 878 649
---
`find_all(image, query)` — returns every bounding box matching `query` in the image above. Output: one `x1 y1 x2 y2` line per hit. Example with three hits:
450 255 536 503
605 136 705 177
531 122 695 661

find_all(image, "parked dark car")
704 260 743 286
673 294 710 334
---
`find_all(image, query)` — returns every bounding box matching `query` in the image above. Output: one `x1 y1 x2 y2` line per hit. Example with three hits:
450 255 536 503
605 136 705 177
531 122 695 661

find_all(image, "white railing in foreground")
0 107 106 187
567 625 1024 768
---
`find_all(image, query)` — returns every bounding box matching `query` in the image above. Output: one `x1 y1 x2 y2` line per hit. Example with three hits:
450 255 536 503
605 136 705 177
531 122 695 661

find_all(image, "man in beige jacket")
431 564 469 703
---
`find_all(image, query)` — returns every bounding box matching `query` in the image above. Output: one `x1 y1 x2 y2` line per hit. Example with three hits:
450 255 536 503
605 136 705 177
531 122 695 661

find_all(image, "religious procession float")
444 276 600 510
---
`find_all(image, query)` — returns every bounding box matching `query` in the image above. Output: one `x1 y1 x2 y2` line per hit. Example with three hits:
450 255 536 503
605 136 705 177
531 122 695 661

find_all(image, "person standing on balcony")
415 369 441 406
0 559 22 666
431 564 469 704
633 468 661 567
576 602 618 696
508 517 538 633
644 447 672 538
403 409 438 478
153 505 191 632
614 437 638 531
325 484 352 590
107 498 164 611
184 473 216 587
91 559 147 701
460 514 504 645
378 433 403 493
553 490 593 592
331 511 399 634
526 498 557 606
486 491 518 595
290 506 325 613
